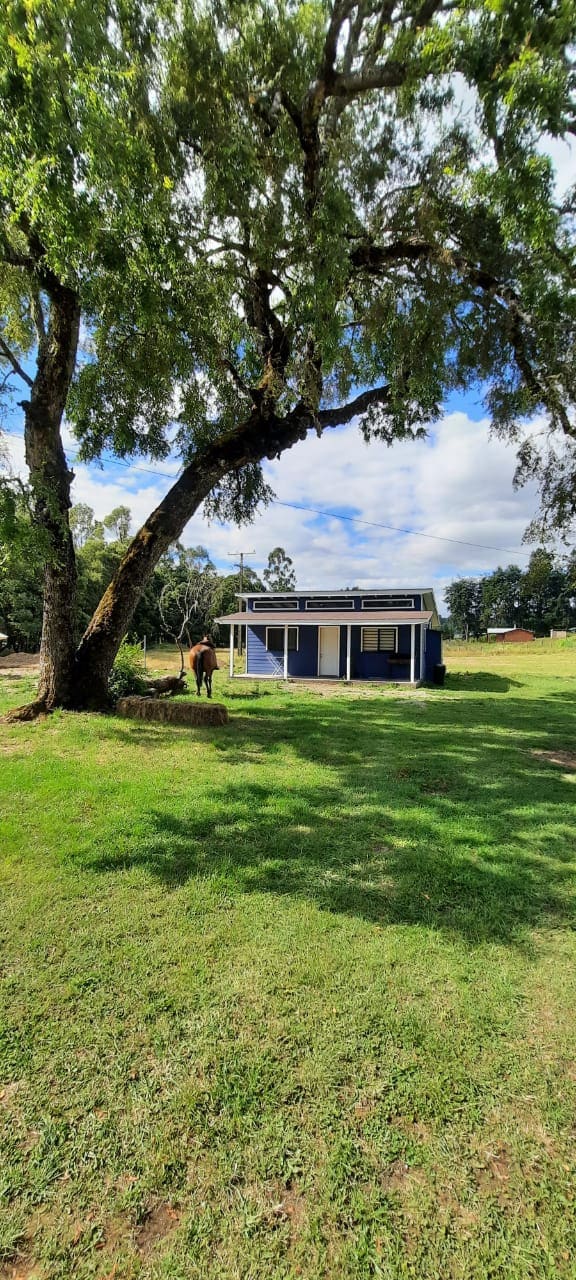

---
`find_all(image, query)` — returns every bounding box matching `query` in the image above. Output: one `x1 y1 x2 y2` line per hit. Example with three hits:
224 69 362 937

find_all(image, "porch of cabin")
227 620 439 684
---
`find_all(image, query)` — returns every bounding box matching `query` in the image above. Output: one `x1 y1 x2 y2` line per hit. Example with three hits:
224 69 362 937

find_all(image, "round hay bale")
116 696 228 726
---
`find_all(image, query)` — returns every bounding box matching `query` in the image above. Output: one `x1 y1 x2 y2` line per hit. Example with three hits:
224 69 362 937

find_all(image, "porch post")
410 624 415 683
283 625 288 679
419 624 425 683
346 625 351 681
229 625 234 678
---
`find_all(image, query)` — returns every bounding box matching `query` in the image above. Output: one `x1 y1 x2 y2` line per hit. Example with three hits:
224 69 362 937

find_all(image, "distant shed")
487 627 534 643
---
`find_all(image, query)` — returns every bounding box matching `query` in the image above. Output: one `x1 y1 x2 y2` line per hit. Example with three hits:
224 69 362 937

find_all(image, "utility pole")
228 550 255 657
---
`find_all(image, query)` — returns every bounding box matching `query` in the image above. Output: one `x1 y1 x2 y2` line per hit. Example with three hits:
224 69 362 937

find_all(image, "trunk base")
2 700 49 723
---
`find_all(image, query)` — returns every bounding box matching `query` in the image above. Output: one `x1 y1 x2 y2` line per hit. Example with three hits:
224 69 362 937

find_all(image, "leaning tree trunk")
24 284 81 710
71 457 224 709
71 403 315 709
70 386 379 710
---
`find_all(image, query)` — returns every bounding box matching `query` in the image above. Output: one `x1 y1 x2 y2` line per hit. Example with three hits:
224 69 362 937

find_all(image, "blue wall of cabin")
246 624 319 677
424 628 442 680
244 621 439 680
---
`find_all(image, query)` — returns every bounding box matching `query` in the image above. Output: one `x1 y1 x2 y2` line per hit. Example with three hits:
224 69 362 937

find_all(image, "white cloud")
179 412 543 603
2 410 547 612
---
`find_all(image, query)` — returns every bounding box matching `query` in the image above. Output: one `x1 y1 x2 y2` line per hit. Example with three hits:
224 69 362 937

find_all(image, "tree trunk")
70 386 388 710
24 284 81 709
71 404 313 708
71 458 223 708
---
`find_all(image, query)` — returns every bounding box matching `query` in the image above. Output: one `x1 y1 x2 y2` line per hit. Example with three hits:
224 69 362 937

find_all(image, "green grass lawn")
1 641 575 1279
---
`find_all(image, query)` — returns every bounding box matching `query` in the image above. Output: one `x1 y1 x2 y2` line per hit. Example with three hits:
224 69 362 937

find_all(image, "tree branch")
0 226 35 271
245 267 291 403
317 383 391 428
412 0 449 28
329 60 407 98
350 238 432 270
0 337 33 387
322 0 358 81
221 358 255 401
30 287 47 347
351 237 576 439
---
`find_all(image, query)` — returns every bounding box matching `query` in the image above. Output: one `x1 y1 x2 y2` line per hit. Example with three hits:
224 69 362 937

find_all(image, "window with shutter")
361 626 397 652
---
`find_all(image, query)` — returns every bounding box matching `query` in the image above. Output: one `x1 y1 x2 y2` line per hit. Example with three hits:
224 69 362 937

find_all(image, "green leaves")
2 0 576 537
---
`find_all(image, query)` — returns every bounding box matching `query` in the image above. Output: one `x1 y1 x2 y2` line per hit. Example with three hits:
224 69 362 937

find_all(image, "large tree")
0 0 184 707
444 577 482 640
263 547 297 592
2 0 576 710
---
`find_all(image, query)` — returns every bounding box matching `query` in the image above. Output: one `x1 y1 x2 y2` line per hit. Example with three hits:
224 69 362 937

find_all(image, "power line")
2 425 534 559
272 499 533 559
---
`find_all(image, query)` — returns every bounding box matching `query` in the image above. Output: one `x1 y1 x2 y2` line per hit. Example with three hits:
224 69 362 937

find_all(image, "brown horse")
189 641 219 698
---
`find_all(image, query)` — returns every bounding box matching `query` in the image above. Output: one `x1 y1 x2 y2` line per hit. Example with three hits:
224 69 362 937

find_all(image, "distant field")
445 634 576 675
0 641 575 1278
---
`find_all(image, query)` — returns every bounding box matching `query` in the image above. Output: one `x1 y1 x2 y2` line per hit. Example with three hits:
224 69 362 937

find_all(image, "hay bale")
117 696 229 726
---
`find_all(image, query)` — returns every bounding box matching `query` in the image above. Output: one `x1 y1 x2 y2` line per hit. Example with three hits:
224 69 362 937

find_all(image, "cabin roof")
236 588 436 599
216 610 434 625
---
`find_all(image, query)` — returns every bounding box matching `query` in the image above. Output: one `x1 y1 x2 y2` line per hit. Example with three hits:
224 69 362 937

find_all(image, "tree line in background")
0 490 296 652
444 550 576 640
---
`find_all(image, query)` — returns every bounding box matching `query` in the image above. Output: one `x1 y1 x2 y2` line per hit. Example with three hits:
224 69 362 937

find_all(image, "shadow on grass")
445 672 522 693
88 686 576 948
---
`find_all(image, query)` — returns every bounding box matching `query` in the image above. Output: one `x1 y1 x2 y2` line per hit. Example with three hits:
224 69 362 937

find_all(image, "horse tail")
196 648 205 680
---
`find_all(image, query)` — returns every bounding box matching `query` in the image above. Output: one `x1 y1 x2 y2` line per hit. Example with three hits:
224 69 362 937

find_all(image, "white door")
318 626 340 676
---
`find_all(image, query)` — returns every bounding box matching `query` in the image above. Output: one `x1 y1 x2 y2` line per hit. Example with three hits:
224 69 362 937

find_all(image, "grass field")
1 640 575 1279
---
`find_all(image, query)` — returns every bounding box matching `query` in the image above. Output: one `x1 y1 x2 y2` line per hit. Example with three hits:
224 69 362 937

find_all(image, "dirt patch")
382 1159 412 1191
0 653 39 673
531 748 576 771
134 1203 180 1255
473 1144 512 1205
421 777 450 794
270 1186 307 1236
390 1116 431 1143
0 1262 40 1280
0 1082 22 1107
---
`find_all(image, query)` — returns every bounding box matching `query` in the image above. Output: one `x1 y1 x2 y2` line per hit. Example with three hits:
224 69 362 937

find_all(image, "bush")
108 640 147 702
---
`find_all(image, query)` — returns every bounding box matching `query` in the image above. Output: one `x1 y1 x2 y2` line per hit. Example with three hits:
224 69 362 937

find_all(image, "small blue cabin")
216 589 442 684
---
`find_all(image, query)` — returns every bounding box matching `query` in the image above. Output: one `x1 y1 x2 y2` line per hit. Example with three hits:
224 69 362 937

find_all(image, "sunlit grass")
0 641 575 1278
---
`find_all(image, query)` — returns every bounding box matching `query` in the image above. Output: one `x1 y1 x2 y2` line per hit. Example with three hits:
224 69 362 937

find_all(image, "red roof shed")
486 627 534 642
